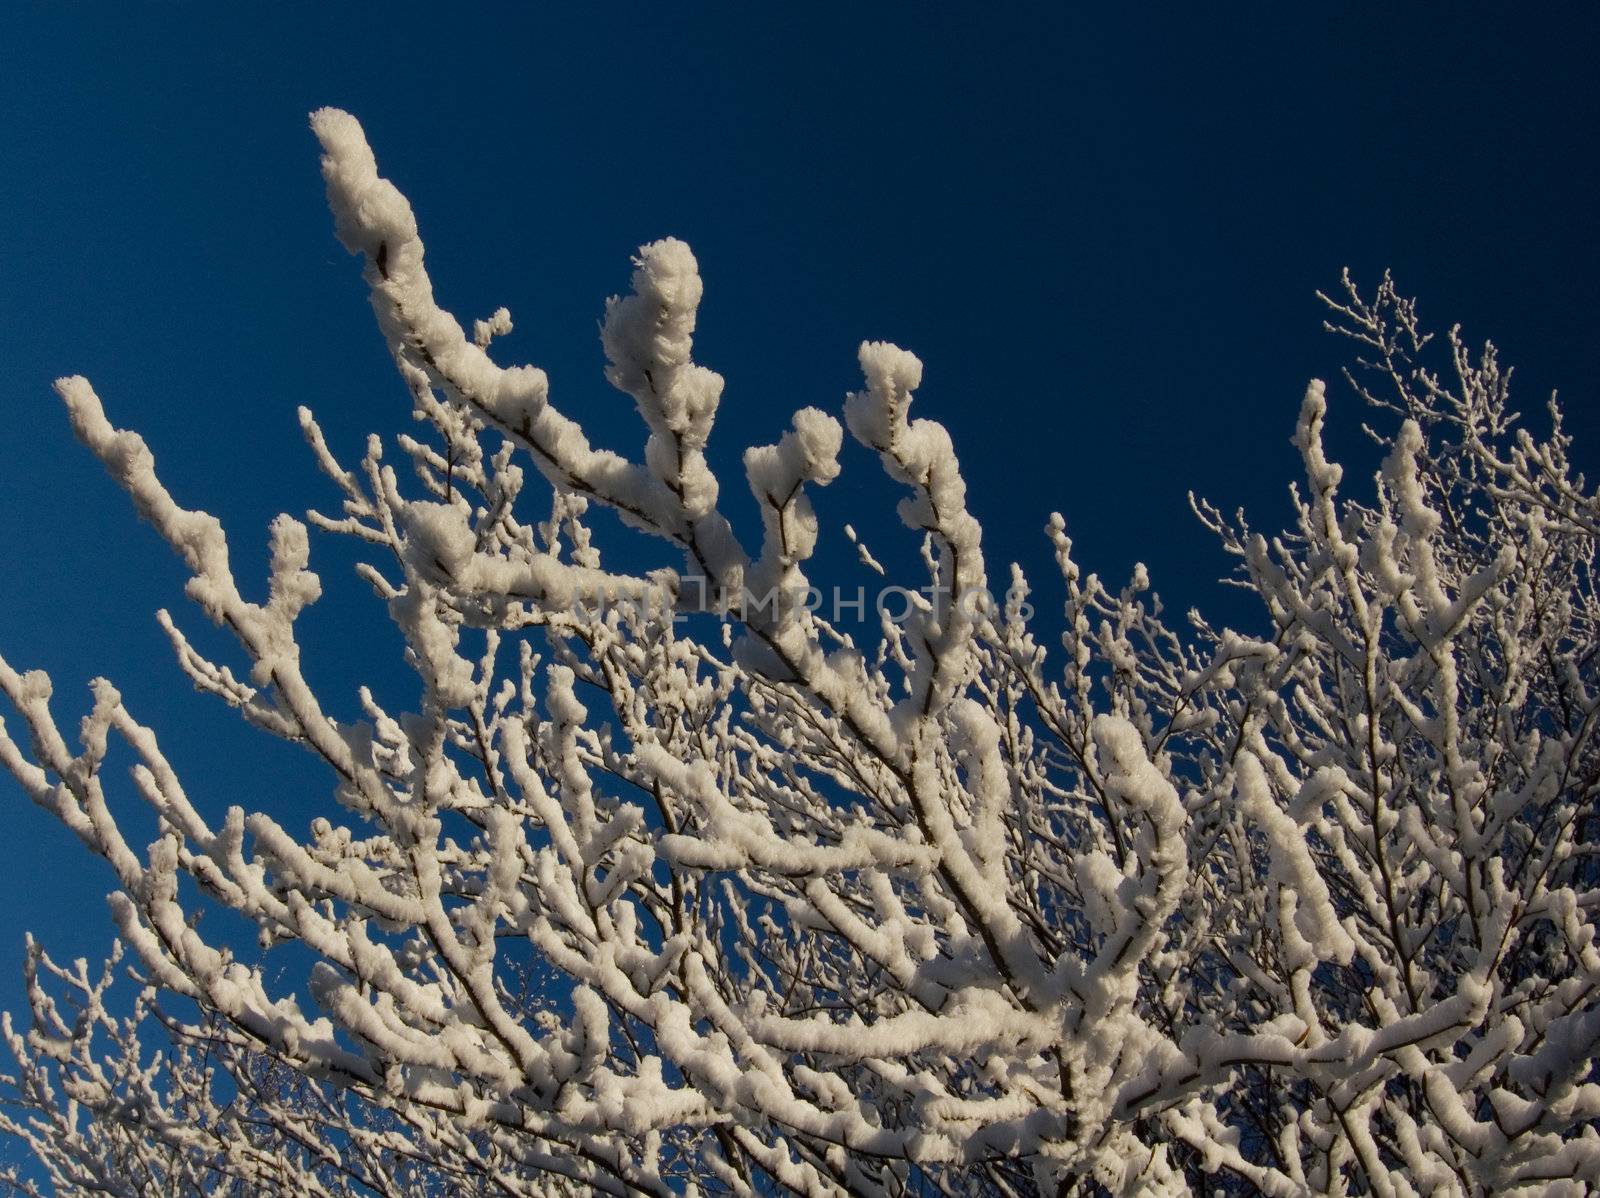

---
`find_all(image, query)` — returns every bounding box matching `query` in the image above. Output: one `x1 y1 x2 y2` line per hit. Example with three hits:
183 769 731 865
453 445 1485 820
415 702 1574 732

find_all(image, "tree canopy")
1 110 1597 1198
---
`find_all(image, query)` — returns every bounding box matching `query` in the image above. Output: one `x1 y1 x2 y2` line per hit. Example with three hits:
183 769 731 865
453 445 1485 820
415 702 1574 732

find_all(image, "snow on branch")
0 111 1597 1197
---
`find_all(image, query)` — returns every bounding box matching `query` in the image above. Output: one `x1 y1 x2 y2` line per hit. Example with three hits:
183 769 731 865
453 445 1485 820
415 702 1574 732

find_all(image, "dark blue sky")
0 5 1596 1068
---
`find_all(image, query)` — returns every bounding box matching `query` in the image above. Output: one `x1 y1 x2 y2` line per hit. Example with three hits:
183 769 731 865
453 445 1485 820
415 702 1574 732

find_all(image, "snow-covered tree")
1 110 1597 1197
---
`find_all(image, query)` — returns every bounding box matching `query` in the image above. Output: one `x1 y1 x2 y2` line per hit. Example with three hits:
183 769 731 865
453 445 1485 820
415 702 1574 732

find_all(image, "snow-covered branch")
2 112 1597 1197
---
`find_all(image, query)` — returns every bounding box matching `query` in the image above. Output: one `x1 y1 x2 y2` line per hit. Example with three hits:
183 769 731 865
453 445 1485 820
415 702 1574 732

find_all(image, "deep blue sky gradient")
0 5 1596 1133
